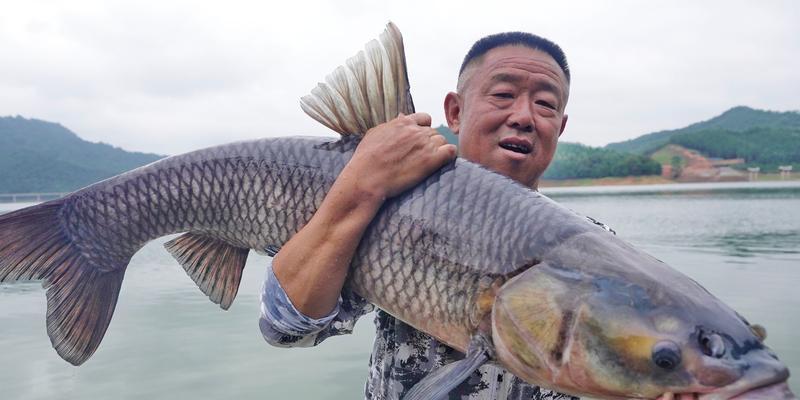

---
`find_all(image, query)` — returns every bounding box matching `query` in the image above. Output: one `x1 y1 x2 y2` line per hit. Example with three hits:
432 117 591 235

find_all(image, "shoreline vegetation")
540 173 800 188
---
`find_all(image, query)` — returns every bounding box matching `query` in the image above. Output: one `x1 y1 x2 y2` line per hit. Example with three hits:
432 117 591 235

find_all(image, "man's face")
445 45 569 189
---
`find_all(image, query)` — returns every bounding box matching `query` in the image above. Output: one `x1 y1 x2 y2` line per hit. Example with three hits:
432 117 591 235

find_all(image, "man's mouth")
499 138 532 154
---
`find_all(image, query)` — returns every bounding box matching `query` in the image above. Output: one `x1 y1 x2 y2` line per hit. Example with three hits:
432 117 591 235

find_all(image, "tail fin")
300 21 415 136
0 201 125 365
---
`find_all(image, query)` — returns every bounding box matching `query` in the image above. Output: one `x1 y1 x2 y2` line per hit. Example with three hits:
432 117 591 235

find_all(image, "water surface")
1 181 798 398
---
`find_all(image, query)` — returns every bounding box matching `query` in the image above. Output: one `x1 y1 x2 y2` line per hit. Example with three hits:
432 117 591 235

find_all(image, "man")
260 32 579 399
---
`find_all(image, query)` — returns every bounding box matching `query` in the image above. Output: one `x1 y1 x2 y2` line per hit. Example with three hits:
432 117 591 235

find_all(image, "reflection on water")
546 181 800 259
1 181 799 398
708 231 800 258
0 281 41 294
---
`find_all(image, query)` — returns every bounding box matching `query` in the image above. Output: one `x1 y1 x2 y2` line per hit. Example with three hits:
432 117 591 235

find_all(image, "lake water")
1 181 798 399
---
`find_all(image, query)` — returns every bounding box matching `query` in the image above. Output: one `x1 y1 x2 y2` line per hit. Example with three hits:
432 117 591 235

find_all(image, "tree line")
669 127 800 170
436 126 661 179
606 106 800 156
542 142 661 179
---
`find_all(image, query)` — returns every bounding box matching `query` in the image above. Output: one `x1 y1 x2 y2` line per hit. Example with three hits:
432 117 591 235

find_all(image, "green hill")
0 116 164 193
669 126 800 171
435 125 660 179
543 142 661 179
606 106 800 155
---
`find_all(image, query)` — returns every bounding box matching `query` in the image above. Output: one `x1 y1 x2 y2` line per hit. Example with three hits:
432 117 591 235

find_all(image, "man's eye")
492 92 514 99
536 100 556 109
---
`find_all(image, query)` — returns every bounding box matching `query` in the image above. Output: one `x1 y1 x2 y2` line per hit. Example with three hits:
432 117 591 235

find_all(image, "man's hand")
271 113 455 319
343 112 457 201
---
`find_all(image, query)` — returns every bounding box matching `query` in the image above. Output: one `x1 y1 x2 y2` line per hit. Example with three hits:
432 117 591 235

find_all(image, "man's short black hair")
458 32 570 83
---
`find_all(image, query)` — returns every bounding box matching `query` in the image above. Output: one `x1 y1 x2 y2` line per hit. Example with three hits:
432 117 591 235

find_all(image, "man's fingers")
408 112 432 127
429 133 448 147
434 144 458 162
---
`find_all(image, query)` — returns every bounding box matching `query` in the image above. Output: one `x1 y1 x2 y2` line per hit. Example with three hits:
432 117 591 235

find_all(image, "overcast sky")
1 0 797 155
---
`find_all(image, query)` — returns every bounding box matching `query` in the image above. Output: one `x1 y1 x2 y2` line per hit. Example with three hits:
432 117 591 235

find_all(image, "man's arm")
259 260 374 347
271 113 456 319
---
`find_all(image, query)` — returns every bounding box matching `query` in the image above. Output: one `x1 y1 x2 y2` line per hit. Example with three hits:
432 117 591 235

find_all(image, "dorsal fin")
300 22 415 136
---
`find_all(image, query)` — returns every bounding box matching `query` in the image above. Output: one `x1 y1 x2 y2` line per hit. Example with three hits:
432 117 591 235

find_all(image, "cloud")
0 0 797 154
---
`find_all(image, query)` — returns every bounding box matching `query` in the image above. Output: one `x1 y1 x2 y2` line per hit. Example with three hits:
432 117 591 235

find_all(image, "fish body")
58 137 346 268
1 132 793 399
0 23 794 399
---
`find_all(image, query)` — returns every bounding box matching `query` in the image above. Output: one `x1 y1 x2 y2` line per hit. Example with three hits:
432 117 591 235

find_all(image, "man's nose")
507 98 534 132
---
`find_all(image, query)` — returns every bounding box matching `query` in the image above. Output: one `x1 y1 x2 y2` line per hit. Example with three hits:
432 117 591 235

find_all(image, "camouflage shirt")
260 264 579 400
259 217 612 399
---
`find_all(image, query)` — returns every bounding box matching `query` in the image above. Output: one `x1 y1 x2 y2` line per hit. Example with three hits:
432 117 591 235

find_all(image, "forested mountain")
435 126 661 179
0 116 163 193
7 107 792 194
669 126 800 169
606 106 800 155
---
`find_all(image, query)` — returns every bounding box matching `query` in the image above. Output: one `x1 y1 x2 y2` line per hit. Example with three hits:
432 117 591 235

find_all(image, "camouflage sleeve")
259 260 374 348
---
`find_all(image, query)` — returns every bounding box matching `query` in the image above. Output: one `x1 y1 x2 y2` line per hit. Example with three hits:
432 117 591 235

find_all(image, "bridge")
0 192 68 203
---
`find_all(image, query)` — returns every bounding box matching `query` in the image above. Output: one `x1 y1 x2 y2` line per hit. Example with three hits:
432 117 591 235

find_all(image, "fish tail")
300 21 414 136
0 200 125 365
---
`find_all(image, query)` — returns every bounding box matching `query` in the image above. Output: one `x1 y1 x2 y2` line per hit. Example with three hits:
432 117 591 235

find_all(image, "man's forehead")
459 45 569 97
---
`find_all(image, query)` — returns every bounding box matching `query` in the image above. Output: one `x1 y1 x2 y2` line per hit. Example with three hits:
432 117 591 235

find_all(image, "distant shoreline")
2 175 799 204
540 173 800 188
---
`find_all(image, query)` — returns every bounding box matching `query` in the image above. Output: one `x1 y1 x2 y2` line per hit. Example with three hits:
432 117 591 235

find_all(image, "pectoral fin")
403 335 492 400
164 232 249 310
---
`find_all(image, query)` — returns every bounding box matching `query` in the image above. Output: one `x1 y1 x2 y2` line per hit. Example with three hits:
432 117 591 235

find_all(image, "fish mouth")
658 380 796 400
727 380 796 399
700 357 792 400
656 374 795 400
498 137 533 155
704 379 797 400
656 349 794 400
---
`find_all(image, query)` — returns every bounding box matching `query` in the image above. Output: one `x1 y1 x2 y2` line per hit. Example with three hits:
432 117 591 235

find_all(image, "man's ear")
559 114 568 137
444 92 462 135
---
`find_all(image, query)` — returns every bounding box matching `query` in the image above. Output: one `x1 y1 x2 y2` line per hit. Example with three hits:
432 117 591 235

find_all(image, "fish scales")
348 154 593 349
58 138 344 269
42 133 592 354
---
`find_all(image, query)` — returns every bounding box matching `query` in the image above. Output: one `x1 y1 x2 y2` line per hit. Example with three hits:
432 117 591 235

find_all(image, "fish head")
491 252 794 399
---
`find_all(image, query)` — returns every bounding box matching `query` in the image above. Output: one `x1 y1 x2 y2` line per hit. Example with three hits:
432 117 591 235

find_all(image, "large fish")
0 23 794 400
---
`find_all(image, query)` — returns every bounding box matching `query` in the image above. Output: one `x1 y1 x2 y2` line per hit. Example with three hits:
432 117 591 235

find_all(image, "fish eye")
652 340 682 371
